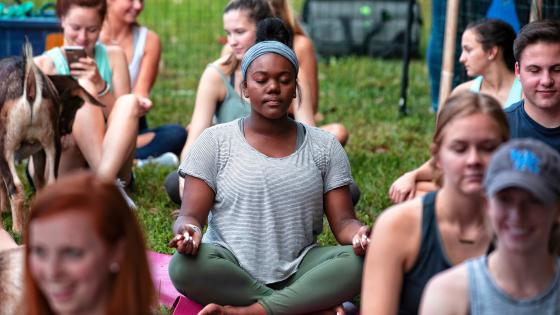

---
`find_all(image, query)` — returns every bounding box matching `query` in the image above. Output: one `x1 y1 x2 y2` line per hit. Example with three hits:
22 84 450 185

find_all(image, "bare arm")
104 46 131 114
324 186 370 255
389 159 435 203
132 29 161 98
34 54 57 75
437 80 473 116
361 199 421 314
419 266 469 315
169 175 215 256
292 35 318 125
179 64 225 160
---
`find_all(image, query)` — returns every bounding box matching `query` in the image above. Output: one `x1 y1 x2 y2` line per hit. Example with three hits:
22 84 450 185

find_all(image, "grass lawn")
3 1 436 254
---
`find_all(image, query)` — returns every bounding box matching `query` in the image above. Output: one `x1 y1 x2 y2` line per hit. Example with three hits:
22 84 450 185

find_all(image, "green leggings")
168 244 363 315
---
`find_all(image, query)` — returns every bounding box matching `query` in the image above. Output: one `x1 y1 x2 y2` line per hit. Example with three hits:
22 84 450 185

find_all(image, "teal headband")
241 41 299 81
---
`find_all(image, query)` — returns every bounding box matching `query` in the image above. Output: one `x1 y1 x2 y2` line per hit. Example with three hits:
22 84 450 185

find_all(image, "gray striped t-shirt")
178 120 353 283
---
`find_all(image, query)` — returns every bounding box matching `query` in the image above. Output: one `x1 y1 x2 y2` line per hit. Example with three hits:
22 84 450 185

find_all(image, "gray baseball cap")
484 138 560 204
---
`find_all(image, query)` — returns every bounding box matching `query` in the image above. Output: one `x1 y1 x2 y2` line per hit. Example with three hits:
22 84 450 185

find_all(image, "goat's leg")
1 153 24 234
0 182 6 230
41 142 57 185
31 150 47 189
0 181 7 214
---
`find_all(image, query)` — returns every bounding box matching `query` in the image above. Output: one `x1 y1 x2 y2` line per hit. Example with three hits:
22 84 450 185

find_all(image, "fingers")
389 186 413 204
335 305 346 315
169 224 202 255
360 233 370 249
168 233 198 255
352 226 371 256
352 234 366 256
137 97 153 116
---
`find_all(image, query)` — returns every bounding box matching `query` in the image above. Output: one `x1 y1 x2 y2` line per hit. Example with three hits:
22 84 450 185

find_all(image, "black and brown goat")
0 44 102 233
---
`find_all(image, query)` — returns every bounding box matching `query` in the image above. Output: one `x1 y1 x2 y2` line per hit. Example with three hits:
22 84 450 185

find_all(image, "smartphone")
64 46 86 68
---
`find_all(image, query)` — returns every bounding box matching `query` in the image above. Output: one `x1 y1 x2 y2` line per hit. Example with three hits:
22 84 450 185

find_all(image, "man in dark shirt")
506 20 560 153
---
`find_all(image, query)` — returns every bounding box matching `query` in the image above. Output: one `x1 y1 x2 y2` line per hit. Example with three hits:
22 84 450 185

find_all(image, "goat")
0 43 102 233
0 247 23 315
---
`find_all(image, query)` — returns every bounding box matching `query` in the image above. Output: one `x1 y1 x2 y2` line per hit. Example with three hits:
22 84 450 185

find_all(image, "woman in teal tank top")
447 19 521 111
389 19 520 205
33 0 149 198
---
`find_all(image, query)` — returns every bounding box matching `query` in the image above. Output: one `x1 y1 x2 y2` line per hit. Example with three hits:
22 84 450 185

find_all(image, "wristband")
97 80 111 97
185 224 201 235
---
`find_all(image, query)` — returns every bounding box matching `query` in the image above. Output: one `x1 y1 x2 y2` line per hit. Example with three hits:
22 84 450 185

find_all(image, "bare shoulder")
374 196 422 234
105 44 126 61
202 58 229 83
371 197 423 256
196 58 228 101
34 54 56 75
450 80 474 97
293 34 316 58
420 264 469 315
145 29 161 51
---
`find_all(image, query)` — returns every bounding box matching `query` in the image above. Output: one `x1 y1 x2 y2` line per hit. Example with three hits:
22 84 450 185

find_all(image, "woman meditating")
168 36 369 315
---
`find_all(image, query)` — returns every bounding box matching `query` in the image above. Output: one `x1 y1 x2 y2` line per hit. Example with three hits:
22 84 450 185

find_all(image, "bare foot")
197 303 267 315
307 305 345 315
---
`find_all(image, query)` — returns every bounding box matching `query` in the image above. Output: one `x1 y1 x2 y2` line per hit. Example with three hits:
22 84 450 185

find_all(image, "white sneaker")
136 152 179 168
115 179 137 210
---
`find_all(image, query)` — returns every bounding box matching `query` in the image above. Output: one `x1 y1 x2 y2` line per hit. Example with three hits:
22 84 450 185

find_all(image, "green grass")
4 1 436 253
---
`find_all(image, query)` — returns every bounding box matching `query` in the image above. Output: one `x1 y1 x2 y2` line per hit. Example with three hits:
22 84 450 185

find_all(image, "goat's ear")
46 75 105 108
25 63 37 104
72 86 104 108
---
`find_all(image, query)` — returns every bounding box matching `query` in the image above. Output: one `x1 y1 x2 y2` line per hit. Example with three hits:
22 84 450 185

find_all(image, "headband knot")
241 41 299 81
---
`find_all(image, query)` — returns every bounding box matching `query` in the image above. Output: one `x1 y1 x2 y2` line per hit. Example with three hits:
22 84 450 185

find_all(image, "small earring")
109 262 120 274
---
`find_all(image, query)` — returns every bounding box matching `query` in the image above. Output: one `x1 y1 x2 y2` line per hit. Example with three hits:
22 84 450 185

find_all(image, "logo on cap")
510 149 540 174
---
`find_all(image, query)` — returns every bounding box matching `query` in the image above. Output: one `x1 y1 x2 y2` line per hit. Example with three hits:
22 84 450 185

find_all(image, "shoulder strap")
45 47 70 75
504 77 523 108
128 26 148 86
94 43 113 89
469 76 483 93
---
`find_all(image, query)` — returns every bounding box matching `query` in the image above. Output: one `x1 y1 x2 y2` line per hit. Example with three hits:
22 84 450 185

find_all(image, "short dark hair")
256 17 294 48
514 20 560 62
466 18 516 71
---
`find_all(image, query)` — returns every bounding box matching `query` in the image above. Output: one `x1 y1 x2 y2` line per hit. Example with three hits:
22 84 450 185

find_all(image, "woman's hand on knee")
389 171 417 204
351 225 371 256
168 223 202 255
137 96 153 117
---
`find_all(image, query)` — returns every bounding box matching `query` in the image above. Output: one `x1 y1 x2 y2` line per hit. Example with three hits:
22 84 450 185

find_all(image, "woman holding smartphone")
34 0 148 198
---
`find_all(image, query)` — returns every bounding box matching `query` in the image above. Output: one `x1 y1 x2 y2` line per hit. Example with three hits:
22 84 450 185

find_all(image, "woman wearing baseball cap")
420 138 560 315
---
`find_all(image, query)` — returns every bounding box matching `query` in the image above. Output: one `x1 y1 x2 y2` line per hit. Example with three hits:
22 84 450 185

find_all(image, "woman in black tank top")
421 138 560 315
361 91 509 315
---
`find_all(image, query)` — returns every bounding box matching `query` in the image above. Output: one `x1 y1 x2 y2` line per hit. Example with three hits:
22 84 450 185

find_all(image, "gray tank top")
207 64 250 124
468 256 560 315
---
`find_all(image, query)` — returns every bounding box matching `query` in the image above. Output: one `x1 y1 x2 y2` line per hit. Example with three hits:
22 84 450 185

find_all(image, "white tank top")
128 26 148 88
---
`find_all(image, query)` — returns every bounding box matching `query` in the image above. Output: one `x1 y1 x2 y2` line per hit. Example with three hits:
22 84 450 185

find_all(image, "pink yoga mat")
147 251 203 314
